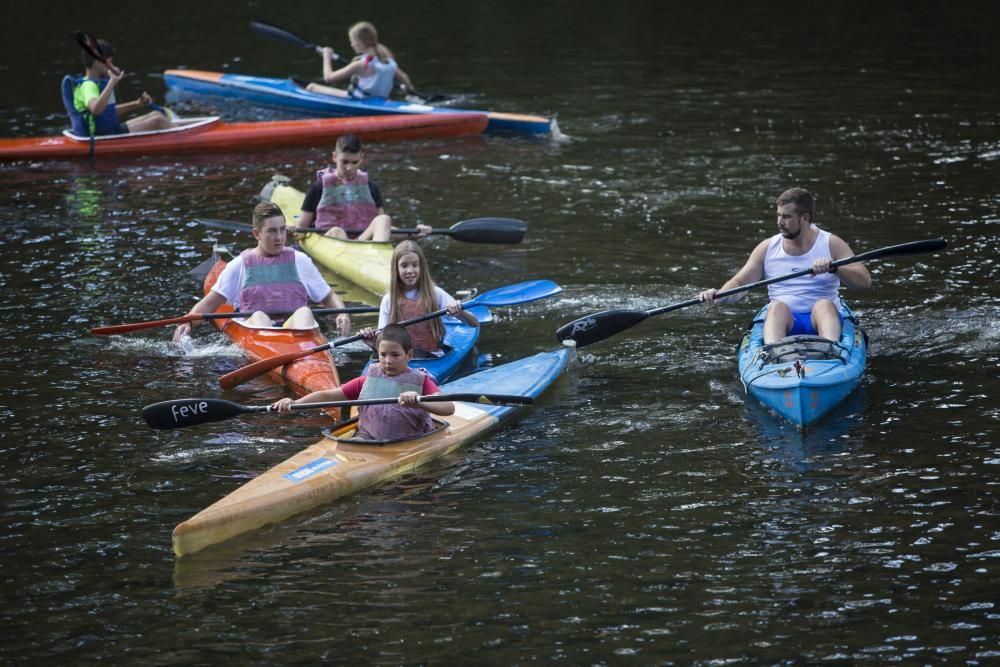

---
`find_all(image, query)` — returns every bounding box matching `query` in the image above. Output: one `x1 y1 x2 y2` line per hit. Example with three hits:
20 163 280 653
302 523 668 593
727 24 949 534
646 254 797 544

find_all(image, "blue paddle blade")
470 280 561 308
462 305 493 324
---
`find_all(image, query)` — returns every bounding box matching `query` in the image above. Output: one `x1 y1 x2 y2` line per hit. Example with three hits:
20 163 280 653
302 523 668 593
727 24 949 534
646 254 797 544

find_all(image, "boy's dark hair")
376 323 412 352
82 39 114 69
335 134 363 154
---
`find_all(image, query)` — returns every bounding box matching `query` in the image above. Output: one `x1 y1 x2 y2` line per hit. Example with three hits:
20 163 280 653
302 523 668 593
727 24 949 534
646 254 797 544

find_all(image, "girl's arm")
451 302 478 327
321 49 364 84
439 286 478 326
394 67 415 93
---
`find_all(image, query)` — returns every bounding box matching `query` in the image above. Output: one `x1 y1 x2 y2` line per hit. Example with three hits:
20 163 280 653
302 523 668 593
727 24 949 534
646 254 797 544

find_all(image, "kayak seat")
760 335 849 365
61 75 90 137
289 76 314 89
321 416 450 446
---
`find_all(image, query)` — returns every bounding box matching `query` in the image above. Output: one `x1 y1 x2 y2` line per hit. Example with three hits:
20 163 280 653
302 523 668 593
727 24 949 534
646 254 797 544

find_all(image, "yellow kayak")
265 176 392 297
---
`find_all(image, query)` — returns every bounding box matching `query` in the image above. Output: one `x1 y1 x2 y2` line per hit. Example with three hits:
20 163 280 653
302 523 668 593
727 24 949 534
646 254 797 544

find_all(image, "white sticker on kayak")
284 457 338 482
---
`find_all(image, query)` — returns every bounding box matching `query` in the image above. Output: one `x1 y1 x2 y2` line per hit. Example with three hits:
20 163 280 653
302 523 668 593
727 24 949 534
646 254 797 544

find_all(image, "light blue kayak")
163 69 555 136
737 303 867 427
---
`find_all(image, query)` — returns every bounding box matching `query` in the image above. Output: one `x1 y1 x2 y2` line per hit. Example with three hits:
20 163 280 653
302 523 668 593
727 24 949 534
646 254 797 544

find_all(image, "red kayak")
201 259 342 399
0 112 487 160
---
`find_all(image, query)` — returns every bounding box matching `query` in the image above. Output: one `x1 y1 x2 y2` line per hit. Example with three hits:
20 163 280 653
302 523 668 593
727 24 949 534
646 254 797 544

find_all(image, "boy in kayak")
172 202 352 342
698 188 871 344
296 134 430 242
271 324 455 441
306 21 416 100
69 38 171 136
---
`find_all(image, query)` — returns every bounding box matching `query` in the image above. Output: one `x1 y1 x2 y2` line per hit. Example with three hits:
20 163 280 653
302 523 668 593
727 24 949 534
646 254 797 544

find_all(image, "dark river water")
3 1 998 663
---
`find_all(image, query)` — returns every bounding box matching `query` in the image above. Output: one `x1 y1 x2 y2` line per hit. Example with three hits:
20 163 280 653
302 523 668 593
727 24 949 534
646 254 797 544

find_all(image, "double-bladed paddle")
143 393 534 430
556 238 948 348
219 278 562 389
249 19 448 104
91 306 379 336
194 216 527 244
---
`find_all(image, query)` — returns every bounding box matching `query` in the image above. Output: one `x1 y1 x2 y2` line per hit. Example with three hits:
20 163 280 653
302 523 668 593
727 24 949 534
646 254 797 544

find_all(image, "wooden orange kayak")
0 112 487 161
202 259 341 399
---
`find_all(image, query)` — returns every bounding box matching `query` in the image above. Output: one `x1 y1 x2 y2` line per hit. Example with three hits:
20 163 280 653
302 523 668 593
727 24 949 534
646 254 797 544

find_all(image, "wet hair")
82 39 114 69
376 323 412 352
775 188 816 221
388 240 444 343
335 133 363 154
252 201 285 230
349 21 394 64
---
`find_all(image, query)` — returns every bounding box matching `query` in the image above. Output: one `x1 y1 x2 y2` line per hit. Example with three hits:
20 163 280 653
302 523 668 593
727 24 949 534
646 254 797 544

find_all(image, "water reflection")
744 388 867 474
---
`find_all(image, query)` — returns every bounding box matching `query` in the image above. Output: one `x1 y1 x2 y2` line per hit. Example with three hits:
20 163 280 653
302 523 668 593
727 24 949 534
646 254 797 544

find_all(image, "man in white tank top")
698 188 871 344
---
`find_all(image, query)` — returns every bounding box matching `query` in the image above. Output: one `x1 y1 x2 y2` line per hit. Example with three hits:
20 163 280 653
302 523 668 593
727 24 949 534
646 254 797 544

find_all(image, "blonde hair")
388 240 443 342
349 21 394 64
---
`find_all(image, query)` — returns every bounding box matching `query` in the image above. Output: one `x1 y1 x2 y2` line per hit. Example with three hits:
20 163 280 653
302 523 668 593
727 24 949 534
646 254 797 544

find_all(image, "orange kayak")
202 259 341 399
0 112 487 161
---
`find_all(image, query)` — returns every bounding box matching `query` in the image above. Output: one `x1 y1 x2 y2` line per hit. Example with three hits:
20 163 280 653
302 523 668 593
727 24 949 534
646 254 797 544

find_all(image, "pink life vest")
314 167 379 236
355 364 434 441
238 249 309 315
396 294 441 354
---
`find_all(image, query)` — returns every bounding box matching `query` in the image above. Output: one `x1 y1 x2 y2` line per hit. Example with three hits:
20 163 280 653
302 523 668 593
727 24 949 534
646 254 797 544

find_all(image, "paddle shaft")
557 238 948 345
143 393 534 429
91 306 378 336
249 20 339 60
194 216 526 244
675 238 949 314
269 393 533 411
218 305 456 390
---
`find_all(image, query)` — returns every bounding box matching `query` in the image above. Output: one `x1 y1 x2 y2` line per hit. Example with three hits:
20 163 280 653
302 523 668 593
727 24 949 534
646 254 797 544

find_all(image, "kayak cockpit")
322 416 450 446
62 115 220 142
757 335 852 365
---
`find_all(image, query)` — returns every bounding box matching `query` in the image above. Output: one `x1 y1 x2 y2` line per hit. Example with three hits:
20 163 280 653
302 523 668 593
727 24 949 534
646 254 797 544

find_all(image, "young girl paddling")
360 240 478 358
271 324 453 441
306 21 416 99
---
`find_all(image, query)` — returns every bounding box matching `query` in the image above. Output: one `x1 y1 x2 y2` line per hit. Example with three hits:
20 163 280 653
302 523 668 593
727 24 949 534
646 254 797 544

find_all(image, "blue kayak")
361 305 490 383
163 69 555 136
737 303 867 427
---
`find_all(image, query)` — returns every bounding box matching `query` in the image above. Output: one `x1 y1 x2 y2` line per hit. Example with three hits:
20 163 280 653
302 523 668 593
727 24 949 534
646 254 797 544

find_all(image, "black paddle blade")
194 217 254 234
143 398 259 430
555 309 651 347
188 255 219 281
249 20 313 49
850 238 948 263
449 218 527 244
74 31 99 58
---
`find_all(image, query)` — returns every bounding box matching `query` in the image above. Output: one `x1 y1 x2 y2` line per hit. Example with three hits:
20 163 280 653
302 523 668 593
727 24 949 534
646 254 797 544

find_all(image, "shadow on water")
743 387 868 474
